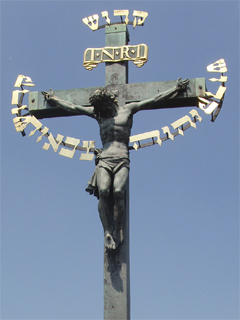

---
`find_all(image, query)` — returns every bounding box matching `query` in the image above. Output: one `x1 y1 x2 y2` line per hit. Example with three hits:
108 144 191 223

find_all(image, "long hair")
89 88 118 120
89 88 117 105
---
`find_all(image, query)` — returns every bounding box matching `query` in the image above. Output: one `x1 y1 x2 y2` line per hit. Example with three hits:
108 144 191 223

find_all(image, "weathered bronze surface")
42 78 189 250
29 78 205 118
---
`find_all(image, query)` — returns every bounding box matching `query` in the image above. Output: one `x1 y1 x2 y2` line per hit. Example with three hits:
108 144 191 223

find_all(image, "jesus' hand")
176 78 189 90
41 88 55 101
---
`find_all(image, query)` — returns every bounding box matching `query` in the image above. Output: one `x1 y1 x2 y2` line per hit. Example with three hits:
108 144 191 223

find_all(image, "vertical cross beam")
105 24 129 85
103 24 130 320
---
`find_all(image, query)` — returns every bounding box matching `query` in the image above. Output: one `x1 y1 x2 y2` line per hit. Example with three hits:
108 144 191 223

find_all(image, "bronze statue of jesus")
42 78 189 250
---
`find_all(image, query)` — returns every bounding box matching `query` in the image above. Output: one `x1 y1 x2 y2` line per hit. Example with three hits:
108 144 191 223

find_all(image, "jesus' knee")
99 186 110 199
113 188 125 202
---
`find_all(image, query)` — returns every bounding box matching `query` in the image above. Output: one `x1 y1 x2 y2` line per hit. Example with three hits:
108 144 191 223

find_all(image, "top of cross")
82 10 149 83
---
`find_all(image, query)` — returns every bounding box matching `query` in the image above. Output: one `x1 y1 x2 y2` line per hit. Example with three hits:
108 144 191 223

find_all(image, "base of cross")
104 182 130 320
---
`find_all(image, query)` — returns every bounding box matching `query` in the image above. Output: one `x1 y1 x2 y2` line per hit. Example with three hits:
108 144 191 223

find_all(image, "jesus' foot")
104 231 118 251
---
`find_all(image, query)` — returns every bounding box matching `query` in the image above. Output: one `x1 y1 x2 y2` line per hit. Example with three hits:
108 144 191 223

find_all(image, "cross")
27 20 206 320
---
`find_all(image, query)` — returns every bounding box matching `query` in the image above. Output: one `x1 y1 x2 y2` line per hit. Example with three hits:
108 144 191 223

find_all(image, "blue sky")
1 1 239 319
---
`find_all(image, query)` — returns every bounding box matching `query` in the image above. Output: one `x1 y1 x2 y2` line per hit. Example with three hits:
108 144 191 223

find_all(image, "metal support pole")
104 182 130 320
104 24 130 320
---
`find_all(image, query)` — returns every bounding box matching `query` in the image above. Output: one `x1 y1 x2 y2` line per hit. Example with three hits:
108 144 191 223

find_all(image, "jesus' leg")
113 167 129 247
97 167 116 250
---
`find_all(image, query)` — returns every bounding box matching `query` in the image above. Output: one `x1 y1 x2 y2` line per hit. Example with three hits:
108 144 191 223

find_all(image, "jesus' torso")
97 105 133 156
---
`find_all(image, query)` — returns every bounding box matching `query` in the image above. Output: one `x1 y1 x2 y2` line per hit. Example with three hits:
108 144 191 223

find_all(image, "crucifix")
11 9 227 320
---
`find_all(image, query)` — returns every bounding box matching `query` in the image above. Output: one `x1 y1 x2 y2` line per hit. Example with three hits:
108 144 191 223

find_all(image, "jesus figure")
42 78 189 250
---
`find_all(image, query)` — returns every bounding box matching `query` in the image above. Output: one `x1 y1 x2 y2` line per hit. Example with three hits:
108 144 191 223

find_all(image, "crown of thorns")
89 88 117 105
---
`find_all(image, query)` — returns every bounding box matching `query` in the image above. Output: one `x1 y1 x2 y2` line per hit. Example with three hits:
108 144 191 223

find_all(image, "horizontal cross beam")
28 78 205 119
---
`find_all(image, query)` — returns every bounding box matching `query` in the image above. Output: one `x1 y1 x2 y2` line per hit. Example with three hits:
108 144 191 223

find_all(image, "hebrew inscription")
205 85 226 100
82 14 99 31
114 10 129 25
171 114 196 136
130 130 162 150
79 141 95 161
42 133 64 152
101 11 111 25
14 75 35 88
207 59 227 73
82 10 148 30
59 137 81 158
129 109 202 150
198 98 219 115
12 90 30 105
200 59 228 121
133 10 148 28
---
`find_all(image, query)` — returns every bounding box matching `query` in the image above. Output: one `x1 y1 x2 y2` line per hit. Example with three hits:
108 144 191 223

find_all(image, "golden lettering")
13 116 32 132
133 10 148 28
101 47 115 61
205 85 227 100
14 75 35 88
36 127 49 143
11 89 29 105
82 14 99 31
101 11 111 25
114 10 129 25
121 46 131 59
162 126 174 141
83 44 148 70
83 48 98 70
59 137 80 158
133 44 148 67
171 115 196 136
28 116 43 137
189 109 202 123
198 97 219 115
161 110 201 141
79 141 95 161
130 130 161 150
11 105 28 115
207 59 227 73
209 75 228 83
42 133 64 152
204 58 227 121
83 10 149 30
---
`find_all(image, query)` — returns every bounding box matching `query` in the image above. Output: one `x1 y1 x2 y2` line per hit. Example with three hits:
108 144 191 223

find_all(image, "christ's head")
89 88 118 119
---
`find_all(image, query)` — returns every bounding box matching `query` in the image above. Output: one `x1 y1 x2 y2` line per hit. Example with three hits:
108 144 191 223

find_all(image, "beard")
94 102 117 119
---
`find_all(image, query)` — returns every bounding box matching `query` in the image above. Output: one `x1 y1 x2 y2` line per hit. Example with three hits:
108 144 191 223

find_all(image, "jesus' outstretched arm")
127 78 189 114
42 89 95 118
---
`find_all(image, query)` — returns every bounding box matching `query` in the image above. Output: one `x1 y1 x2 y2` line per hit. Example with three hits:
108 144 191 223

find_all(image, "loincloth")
85 150 130 199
